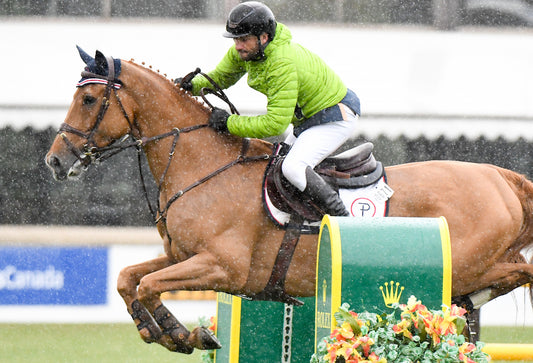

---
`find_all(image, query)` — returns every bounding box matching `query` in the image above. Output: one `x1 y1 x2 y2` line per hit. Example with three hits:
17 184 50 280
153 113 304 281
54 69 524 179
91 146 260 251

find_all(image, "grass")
481 326 533 363
0 324 532 362
0 323 203 363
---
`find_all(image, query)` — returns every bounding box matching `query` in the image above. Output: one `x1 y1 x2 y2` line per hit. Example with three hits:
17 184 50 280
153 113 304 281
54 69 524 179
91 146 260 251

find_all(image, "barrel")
315 216 452 347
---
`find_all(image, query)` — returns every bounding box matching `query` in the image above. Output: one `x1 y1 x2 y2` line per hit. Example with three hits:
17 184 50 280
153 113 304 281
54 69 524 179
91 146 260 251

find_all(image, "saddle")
248 141 385 305
264 141 384 222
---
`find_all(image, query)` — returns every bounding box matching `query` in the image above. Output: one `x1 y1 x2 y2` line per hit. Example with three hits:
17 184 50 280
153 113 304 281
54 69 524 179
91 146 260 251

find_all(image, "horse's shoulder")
249 138 274 155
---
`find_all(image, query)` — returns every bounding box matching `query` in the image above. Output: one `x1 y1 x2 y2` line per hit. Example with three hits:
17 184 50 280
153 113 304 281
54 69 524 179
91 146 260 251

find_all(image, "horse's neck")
120 62 244 182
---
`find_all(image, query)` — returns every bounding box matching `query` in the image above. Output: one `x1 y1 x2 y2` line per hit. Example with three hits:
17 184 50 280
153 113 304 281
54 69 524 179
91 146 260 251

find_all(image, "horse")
46 48 533 354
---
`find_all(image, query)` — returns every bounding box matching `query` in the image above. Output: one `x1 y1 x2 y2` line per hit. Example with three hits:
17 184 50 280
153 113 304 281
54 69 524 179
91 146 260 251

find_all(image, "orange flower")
393 318 413 339
208 316 216 333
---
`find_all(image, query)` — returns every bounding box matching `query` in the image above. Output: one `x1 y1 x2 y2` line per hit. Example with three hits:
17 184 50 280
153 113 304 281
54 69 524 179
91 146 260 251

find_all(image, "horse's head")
46 47 135 180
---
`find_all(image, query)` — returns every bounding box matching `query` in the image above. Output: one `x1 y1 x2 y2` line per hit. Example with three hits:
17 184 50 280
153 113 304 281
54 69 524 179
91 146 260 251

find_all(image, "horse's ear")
94 50 108 76
76 45 94 65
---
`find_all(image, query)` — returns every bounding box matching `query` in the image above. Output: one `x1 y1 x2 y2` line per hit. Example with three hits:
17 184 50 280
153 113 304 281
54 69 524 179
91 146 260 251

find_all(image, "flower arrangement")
311 296 490 363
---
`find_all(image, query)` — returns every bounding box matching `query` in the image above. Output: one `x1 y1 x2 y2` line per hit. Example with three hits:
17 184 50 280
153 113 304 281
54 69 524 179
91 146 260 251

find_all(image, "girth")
241 214 304 306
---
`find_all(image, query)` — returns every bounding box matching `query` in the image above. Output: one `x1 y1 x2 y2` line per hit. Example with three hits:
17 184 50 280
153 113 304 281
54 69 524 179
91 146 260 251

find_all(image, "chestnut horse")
46 49 533 354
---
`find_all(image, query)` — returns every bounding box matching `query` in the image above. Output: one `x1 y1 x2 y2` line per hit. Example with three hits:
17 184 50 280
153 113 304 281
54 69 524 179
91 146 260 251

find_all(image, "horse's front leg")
116 256 179 349
137 252 239 352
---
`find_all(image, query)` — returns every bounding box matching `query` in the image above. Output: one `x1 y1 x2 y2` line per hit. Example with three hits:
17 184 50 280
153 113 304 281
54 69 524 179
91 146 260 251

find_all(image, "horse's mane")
123 59 211 116
122 59 274 153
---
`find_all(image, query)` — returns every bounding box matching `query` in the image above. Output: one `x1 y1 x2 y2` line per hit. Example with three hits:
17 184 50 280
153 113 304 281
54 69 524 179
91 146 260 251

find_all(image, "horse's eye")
83 95 97 106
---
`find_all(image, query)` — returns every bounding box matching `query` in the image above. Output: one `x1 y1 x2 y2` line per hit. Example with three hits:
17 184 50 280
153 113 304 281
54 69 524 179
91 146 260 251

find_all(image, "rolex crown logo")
380 280 404 307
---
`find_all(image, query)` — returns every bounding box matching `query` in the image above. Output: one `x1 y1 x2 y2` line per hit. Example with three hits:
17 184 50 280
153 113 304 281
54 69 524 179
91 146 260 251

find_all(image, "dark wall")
0 126 155 226
1 126 532 226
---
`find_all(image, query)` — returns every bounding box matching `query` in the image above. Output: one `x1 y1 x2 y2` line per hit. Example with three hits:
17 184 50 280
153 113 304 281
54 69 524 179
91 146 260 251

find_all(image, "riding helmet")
223 1 277 41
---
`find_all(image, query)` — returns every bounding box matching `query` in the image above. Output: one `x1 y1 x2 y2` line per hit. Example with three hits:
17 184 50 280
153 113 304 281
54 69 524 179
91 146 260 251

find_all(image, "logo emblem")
350 197 377 217
379 280 404 307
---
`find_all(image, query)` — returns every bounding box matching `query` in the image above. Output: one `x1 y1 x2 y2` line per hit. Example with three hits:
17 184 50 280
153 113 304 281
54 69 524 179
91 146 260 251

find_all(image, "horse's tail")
496 166 533 305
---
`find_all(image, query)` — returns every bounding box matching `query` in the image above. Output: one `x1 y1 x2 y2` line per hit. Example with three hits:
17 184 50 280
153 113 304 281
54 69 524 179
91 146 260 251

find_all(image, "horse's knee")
117 266 138 298
137 276 159 305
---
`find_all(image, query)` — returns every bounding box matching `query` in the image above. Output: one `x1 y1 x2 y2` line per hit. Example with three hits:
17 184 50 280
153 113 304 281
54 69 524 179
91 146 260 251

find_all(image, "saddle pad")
340 176 394 217
264 176 394 232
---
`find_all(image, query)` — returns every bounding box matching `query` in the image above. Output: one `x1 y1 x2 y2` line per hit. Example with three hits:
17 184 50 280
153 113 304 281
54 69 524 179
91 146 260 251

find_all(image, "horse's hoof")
192 326 222 350
168 332 194 354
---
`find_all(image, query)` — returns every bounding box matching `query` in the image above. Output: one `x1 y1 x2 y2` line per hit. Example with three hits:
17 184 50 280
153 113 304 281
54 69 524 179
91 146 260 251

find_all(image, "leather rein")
58 58 270 238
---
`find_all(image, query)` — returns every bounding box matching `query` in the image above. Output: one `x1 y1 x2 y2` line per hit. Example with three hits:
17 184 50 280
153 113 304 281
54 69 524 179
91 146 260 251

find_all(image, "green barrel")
315 216 452 347
214 293 315 363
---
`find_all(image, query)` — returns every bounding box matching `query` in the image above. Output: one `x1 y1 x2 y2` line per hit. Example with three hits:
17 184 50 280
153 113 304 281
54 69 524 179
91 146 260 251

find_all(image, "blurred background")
0 1 532 360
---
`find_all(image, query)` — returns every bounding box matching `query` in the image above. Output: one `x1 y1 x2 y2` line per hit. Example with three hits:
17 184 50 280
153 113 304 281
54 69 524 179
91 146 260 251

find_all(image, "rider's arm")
226 57 298 138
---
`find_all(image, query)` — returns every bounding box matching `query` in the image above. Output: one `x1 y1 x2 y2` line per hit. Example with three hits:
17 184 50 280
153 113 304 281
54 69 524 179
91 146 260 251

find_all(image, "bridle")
58 56 270 242
58 55 133 168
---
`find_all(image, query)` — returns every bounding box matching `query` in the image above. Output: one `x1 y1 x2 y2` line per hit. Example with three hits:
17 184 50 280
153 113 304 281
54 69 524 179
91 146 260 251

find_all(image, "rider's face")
233 33 268 61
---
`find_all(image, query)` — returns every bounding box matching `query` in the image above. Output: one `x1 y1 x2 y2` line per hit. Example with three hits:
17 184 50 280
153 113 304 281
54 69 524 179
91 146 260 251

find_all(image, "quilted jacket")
190 22 348 138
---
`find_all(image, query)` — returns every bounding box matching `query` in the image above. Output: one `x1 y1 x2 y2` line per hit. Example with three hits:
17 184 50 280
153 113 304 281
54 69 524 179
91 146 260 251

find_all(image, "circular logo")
351 197 377 217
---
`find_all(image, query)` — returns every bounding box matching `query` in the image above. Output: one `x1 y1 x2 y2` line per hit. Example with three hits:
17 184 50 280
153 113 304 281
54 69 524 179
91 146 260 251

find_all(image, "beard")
238 48 261 61
237 41 264 61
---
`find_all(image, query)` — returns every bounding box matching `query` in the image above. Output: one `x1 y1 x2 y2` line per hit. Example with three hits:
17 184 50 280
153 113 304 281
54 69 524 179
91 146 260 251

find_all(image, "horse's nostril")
48 155 61 168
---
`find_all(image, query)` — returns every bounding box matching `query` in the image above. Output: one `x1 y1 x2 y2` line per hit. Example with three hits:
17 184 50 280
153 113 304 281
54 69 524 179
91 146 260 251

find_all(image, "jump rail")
483 344 533 360
0 224 161 245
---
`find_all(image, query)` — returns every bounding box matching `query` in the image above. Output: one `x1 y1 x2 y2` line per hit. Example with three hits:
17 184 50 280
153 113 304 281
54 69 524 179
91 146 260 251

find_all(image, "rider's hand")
174 67 201 92
174 77 193 91
208 108 230 133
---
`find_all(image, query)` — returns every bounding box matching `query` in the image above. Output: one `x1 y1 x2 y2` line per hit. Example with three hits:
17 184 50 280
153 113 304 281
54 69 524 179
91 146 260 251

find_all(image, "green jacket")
191 23 347 139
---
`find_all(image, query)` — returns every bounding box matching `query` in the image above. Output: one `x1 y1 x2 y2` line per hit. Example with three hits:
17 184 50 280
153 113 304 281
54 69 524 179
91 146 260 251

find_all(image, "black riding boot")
303 167 350 217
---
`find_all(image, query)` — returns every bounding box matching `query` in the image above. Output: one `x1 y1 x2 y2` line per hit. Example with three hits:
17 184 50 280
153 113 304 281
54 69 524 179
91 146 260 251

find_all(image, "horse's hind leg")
467 262 533 305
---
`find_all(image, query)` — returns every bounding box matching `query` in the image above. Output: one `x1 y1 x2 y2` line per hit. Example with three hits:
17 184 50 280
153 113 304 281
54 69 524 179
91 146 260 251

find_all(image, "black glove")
174 67 201 92
208 108 230 133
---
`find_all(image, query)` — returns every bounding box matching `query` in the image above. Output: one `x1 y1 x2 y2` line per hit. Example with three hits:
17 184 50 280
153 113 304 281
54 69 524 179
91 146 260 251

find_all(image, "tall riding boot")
303 167 350 217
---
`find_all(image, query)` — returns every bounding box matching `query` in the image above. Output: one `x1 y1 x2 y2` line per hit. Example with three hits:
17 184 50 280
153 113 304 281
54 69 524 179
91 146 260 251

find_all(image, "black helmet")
223 1 277 41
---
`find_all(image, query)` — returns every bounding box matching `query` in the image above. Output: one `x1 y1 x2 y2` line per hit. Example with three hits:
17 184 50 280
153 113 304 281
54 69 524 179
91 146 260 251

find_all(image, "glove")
174 67 201 92
175 77 192 91
208 108 230 133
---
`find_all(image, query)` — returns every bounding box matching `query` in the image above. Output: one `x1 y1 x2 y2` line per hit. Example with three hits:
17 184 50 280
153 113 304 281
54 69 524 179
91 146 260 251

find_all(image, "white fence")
1 20 533 140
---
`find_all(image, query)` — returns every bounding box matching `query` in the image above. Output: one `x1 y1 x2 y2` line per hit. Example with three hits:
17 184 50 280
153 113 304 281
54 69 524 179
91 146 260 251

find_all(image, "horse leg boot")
303 167 350 216
153 303 194 354
129 299 163 343
153 303 221 353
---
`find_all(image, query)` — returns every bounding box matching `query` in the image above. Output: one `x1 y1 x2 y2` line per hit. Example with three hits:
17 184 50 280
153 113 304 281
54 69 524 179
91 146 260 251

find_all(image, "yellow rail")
484 344 533 360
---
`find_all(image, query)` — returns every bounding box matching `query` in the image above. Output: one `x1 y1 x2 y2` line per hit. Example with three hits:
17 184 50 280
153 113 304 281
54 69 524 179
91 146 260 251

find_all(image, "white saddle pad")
264 176 394 230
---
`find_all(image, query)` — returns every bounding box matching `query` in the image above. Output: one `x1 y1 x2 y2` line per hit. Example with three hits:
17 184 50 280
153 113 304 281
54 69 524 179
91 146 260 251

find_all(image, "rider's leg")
303 166 350 216
282 105 358 216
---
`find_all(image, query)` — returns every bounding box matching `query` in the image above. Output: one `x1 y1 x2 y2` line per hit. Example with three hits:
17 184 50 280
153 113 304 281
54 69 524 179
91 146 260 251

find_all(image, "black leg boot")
303 167 350 217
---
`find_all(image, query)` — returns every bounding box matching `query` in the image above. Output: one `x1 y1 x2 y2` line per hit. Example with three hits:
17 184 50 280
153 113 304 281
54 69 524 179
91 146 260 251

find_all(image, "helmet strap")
252 35 270 61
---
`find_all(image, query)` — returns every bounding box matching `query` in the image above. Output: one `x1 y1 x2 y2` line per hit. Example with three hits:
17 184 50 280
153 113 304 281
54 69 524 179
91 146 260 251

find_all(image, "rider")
176 1 360 217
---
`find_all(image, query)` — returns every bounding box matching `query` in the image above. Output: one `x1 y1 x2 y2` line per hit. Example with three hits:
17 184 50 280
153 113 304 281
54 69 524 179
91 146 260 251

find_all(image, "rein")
59 59 270 242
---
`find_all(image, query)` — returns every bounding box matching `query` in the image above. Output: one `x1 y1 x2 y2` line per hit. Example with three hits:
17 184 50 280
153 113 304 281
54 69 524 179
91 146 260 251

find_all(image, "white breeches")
282 104 359 191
